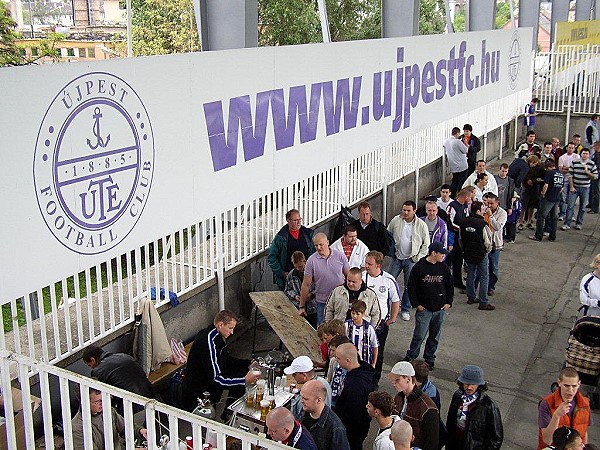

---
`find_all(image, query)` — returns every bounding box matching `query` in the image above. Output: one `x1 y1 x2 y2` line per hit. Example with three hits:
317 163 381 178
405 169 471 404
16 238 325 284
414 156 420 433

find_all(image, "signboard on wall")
555 19 600 47
0 29 531 300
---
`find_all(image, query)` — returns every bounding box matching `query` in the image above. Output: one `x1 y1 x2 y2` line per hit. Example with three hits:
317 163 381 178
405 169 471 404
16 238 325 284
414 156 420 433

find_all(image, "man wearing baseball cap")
387 361 439 450
402 241 453 371
284 355 332 420
445 365 503 449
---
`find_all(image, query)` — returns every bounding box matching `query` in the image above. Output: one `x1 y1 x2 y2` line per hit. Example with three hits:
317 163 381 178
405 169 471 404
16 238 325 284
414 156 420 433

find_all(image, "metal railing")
0 89 529 367
534 44 600 115
0 350 288 450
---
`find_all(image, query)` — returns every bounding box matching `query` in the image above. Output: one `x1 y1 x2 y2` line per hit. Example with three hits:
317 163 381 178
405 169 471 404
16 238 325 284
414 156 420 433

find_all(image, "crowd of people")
72 117 600 449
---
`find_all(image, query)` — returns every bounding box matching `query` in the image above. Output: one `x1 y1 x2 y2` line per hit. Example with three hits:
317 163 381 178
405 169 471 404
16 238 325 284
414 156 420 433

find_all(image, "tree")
419 0 447 35
1 3 22 66
1 4 62 67
130 0 200 56
259 0 446 46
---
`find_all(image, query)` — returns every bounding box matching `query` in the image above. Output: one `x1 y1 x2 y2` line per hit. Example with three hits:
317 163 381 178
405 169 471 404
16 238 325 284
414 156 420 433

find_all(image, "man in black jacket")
299 380 350 450
445 365 503 450
82 344 153 414
460 124 481 175
352 201 391 255
403 242 453 370
181 310 260 412
460 201 495 311
333 343 375 450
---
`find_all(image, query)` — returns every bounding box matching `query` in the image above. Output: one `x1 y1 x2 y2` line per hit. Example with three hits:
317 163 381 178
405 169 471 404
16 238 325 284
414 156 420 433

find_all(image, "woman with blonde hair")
580 253 600 316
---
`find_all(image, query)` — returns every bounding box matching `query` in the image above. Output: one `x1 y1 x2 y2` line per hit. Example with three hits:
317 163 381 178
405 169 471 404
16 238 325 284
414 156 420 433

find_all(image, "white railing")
0 350 287 450
0 89 529 367
534 44 600 115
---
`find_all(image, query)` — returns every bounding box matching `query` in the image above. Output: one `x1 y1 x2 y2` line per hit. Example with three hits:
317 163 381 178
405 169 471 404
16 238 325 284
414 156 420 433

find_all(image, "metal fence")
0 89 528 367
534 44 600 115
0 350 288 450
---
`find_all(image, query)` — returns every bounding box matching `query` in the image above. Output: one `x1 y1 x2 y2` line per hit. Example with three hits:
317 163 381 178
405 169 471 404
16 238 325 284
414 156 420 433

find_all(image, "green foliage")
419 0 447 35
495 2 512 29
258 0 321 46
131 0 200 55
1 4 63 67
326 0 381 42
1 3 22 66
453 8 465 32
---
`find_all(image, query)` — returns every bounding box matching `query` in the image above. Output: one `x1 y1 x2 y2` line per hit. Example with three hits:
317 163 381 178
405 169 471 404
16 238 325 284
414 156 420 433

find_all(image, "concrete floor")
229 155 600 450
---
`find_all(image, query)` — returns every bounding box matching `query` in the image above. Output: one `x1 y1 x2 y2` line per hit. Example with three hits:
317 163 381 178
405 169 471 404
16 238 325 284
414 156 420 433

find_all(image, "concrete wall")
533 113 592 146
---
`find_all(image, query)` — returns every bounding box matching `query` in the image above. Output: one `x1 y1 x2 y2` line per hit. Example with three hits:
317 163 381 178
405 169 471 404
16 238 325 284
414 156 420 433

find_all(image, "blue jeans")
487 250 500 292
535 198 558 240
406 309 447 362
466 254 489 305
565 186 590 226
559 181 569 217
316 302 326 326
388 257 415 313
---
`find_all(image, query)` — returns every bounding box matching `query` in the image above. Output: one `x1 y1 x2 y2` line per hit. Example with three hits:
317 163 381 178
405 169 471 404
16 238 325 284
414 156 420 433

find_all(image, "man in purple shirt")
300 233 350 325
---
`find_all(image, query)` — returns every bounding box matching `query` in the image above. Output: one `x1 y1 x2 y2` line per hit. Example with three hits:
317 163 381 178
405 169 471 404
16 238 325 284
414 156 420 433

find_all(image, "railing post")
382 146 389 224
483 133 488 162
339 163 349 207
216 216 226 311
499 123 504 160
565 49 574 143
414 166 420 202
514 115 518 151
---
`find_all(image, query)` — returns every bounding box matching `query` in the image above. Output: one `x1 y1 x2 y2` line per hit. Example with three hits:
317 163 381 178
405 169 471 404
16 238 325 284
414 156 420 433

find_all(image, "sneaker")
467 297 478 304
401 312 410 321
543 232 549 236
425 361 435 371
587 210 597 214
561 225 570 231
517 223 524 231
558 216 564 221
487 290 495 296
478 304 496 311
574 224 582 230
526 222 534 229
528 235 542 241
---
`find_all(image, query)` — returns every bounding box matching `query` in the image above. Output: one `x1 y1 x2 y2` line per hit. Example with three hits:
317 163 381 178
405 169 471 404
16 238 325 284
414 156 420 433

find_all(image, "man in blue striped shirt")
562 148 599 231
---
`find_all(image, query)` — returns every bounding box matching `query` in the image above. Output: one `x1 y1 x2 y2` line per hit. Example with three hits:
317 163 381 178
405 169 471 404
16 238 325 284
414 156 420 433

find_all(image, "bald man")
300 380 350 450
266 407 317 450
300 233 350 325
334 343 375 450
389 420 415 450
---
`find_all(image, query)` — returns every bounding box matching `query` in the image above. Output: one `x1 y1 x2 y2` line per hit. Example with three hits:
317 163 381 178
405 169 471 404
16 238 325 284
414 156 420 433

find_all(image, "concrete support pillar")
550 0 569 48
192 0 257 51
576 0 593 21
444 0 454 32
518 0 541 51
9 0 23 28
594 0 600 19
467 0 496 32
382 0 419 37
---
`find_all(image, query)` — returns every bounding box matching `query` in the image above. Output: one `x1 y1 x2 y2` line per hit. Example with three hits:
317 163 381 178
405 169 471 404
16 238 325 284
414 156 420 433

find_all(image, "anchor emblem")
87 107 111 150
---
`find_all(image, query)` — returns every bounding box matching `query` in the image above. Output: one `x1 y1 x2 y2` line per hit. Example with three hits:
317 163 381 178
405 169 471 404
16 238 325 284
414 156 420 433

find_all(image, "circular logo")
508 30 521 90
33 72 155 255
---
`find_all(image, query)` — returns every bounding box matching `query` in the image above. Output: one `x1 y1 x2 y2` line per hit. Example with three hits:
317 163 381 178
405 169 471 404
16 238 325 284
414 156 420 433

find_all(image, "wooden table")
248 291 321 362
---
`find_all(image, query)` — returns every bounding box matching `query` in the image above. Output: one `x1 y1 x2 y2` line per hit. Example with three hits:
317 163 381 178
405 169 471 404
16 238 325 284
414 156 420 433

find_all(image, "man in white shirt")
387 201 430 322
436 184 453 212
462 160 499 196
330 225 370 268
558 142 580 220
363 250 401 386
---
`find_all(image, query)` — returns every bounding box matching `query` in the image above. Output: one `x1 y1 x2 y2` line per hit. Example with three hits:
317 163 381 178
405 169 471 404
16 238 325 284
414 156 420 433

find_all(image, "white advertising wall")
0 29 531 301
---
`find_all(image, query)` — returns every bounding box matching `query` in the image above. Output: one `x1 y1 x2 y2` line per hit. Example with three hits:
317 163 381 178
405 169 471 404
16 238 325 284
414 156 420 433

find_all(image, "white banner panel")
0 29 531 300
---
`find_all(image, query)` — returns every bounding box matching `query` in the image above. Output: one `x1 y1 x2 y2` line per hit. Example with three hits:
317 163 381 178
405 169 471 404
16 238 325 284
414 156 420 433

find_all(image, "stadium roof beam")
192 0 258 51
519 0 541 51
466 0 496 31
382 0 420 37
